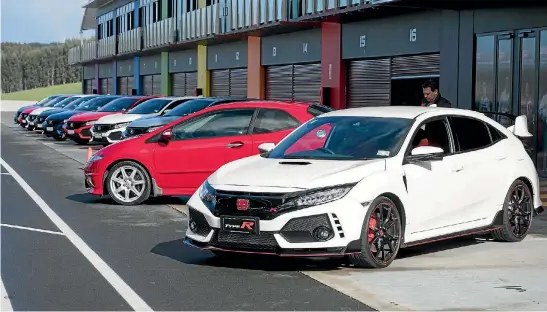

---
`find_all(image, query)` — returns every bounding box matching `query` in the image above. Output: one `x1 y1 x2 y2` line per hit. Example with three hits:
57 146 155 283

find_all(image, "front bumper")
43 122 65 137
66 125 93 141
92 126 126 144
183 193 366 257
83 159 105 195
534 205 544 217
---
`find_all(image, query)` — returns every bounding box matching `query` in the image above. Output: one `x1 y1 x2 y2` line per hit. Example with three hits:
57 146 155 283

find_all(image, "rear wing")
481 111 532 138
307 103 333 117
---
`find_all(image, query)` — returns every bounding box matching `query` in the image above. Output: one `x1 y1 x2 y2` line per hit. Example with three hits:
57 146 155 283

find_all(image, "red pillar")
321 22 345 110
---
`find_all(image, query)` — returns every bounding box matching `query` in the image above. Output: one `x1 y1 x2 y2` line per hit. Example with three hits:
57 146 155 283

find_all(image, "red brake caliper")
368 216 377 243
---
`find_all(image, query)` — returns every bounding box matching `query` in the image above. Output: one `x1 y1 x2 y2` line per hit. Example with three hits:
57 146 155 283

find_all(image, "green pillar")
160 0 171 95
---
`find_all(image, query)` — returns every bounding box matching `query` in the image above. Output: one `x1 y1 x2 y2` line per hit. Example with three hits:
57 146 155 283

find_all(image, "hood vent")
278 161 312 165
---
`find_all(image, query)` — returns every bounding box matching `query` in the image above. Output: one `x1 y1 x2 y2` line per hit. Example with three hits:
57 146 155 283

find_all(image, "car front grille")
66 122 86 130
28 115 37 121
212 190 288 220
37 117 46 123
125 127 148 137
93 124 112 133
209 229 279 252
21 114 28 119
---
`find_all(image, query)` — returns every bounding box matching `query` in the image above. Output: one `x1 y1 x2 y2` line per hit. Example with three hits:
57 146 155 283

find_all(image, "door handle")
452 165 464 172
226 141 244 148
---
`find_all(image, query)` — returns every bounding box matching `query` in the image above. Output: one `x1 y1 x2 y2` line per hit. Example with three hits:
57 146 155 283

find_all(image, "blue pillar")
133 0 141 95
112 9 118 95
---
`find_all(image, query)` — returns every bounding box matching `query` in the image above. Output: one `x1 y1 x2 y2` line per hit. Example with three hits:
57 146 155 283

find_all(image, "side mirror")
507 115 532 138
160 129 172 142
122 108 127 112
406 146 444 162
162 109 172 115
258 142 275 154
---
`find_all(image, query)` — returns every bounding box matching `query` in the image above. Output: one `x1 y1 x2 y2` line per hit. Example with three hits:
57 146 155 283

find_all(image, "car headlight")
85 121 94 126
114 122 129 129
147 126 162 132
279 184 355 211
199 180 217 210
63 119 68 123
87 154 104 163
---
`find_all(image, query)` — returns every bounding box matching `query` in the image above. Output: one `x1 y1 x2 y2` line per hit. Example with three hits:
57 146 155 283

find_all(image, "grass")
1 83 82 101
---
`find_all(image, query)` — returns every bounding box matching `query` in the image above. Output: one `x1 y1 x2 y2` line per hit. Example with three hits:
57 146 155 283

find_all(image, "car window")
172 109 255 140
53 97 78 107
409 119 452 155
449 116 492 152
487 124 506 143
45 96 68 107
164 99 213 116
76 97 118 111
267 116 413 160
252 109 301 134
98 98 139 112
128 99 171 114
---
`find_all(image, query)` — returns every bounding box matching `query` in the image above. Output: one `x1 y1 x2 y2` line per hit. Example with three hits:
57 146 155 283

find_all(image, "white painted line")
0 158 153 312
1 278 13 311
0 173 10 175
1 223 65 236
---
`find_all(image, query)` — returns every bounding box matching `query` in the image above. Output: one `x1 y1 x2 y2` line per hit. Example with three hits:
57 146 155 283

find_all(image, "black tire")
349 196 403 269
105 161 152 206
491 179 533 242
73 138 89 145
53 135 66 141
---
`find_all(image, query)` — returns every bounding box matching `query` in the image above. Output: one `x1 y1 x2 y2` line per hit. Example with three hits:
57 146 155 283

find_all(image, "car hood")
17 105 38 113
40 108 67 117
69 111 119 122
208 155 386 190
46 110 86 121
22 107 39 114
128 115 180 128
30 107 56 115
96 113 158 125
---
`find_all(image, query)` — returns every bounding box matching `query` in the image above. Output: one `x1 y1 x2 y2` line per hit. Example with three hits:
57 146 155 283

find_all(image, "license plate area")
93 133 102 138
46 127 53 131
220 215 259 234
67 130 75 134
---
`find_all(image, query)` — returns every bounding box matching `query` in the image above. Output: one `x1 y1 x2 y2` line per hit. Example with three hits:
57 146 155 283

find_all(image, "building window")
168 0 174 18
496 38 513 116
474 35 495 112
538 30 547 175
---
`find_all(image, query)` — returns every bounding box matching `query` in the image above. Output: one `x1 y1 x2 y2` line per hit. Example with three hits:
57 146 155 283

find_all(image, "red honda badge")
236 199 249 211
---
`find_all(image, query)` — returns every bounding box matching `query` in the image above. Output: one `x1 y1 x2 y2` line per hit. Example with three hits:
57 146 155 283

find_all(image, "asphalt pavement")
0 111 371 311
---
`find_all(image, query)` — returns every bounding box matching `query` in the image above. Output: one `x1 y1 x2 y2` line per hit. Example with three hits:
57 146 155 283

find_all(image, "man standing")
420 80 452 108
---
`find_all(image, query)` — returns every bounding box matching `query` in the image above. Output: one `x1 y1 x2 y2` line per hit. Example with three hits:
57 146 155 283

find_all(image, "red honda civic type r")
83 101 331 205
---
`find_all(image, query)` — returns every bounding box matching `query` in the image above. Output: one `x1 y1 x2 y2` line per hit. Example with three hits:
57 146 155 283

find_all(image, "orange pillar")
247 36 264 99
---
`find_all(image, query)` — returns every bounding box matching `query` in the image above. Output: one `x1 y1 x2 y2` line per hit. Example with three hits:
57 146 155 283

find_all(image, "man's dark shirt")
421 93 452 108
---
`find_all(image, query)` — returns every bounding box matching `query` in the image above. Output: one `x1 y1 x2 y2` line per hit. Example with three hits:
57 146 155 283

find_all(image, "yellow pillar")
197 44 210 96
196 0 210 96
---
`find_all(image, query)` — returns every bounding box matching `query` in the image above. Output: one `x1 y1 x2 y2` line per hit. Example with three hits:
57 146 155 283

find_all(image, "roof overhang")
80 7 98 31
83 0 116 9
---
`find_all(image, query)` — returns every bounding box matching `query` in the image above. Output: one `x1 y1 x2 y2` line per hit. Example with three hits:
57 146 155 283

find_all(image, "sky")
1 0 94 43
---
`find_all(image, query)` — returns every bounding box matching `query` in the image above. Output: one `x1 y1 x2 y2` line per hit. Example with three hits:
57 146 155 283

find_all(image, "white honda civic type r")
184 106 543 268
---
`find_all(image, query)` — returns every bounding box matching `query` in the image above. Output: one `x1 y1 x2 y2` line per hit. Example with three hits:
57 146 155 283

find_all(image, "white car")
91 96 201 145
184 106 543 268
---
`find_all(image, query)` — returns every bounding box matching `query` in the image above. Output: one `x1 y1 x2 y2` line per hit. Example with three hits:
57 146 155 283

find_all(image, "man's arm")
437 97 452 108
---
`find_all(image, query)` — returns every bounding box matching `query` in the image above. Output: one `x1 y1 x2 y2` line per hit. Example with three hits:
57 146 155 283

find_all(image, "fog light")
85 176 95 188
189 219 197 232
313 226 333 241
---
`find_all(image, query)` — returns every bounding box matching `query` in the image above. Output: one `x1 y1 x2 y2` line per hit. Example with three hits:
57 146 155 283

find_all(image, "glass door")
536 30 547 176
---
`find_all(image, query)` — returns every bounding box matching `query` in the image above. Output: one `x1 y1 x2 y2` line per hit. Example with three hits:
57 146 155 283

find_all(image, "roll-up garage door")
84 79 94 94
127 76 134 95
100 78 112 94
142 74 161 96
266 63 321 103
118 77 128 95
171 72 198 96
293 63 321 103
346 58 391 108
210 68 248 97
391 53 440 78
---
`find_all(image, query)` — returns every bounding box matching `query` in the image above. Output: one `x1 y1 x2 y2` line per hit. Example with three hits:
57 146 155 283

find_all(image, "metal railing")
118 27 143 54
299 0 391 15
98 36 116 58
81 41 97 62
180 4 219 40
143 17 176 49
68 46 81 65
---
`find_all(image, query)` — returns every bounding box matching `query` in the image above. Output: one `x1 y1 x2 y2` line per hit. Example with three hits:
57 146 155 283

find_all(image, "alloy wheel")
507 184 532 238
367 201 401 265
109 165 146 203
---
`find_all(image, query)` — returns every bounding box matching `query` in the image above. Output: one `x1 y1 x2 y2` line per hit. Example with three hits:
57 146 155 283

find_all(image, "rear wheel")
106 161 151 206
349 196 402 269
53 135 66 141
491 179 533 242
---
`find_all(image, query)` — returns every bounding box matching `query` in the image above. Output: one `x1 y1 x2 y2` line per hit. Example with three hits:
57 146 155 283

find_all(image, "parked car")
42 95 102 140
33 95 86 133
91 96 201 146
20 95 72 130
83 101 331 205
182 106 543 267
44 95 122 144
13 95 60 123
66 96 158 144
123 97 253 138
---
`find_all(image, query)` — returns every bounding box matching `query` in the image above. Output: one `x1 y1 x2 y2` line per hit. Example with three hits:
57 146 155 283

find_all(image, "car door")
249 108 302 153
402 117 462 241
446 116 499 225
153 108 256 191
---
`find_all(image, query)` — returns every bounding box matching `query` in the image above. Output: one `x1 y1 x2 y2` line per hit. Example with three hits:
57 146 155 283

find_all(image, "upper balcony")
143 17 176 49
98 36 117 58
68 46 82 65
118 27 143 54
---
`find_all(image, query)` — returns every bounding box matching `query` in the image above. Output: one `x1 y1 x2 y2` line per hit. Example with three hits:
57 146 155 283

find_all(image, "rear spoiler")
307 103 333 117
481 111 532 138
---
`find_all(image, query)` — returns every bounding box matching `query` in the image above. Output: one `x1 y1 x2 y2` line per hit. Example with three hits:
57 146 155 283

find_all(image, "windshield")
98 97 140 112
63 97 96 110
45 96 69 107
127 98 171 114
53 97 80 108
37 95 58 106
75 97 118 111
266 116 414 160
164 99 213 116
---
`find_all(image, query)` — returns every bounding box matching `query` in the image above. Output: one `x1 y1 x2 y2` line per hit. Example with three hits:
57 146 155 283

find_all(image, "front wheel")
73 138 89 145
53 135 66 141
106 161 152 206
348 196 403 269
491 179 533 242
